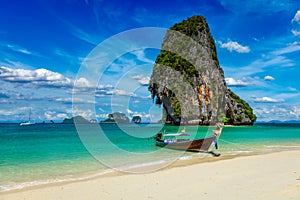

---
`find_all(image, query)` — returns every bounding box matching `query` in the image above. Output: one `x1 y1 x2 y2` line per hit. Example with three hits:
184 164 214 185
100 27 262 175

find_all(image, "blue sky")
0 0 300 122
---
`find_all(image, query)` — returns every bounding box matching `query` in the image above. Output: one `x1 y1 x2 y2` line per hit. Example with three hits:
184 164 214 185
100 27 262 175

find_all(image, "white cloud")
289 106 300 119
97 84 114 89
264 76 275 81
0 107 41 121
54 48 83 65
126 109 133 115
225 77 249 87
55 97 95 104
71 84 114 96
98 103 124 107
2 42 42 58
275 92 300 101
218 40 250 53
272 42 300 55
291 29 300 37
93 85 115 97
0 66 97 94
6 44 32 55
0 59 33 70
0 66 72 88
0 108 24 116
68 108 94 120
257 56 294 68
44 111 69 120
96 113 110 119
131 49 154 64
106 57 137 74
103 89 136 97
224 55 294 78
68 24 99 46
114 89 135 96
292 10 300 25
131 75 150 86
124 109 155 121
287 87 297 92
0 99 10 103
74 77 94 88
254 105 300 121
252 97 284 103
220 0 296 14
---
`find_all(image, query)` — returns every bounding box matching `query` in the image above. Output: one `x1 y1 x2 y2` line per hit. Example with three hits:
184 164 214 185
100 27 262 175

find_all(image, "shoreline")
2 148 299 196
2 149 300 199
0 150 255 194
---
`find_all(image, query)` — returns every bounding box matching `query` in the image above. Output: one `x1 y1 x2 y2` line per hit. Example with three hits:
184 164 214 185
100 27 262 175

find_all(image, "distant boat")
155 132 216 151
20 109 35 126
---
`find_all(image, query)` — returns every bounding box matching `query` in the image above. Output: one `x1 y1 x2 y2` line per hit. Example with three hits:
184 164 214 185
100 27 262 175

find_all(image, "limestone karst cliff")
148 16 256 125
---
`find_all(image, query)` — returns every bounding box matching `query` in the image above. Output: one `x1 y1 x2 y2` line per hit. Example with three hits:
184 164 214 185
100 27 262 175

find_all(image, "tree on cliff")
148 16 256 125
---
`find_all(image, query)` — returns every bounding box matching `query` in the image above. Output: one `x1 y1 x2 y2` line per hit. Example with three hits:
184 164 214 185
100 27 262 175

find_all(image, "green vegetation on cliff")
155 16 219 82
170 16 219 66
228 89 257 122
155 50 198 82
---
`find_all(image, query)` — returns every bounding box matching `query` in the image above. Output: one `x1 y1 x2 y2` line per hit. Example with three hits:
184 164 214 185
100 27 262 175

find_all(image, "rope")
219 138 241 146
219 138 254 150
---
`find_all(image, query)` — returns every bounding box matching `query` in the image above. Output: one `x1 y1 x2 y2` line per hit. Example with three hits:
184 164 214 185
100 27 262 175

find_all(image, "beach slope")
3 151 300 200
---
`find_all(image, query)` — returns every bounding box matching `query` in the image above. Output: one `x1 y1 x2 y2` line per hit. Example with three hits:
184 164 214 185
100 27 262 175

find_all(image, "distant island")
148 15 256 126
62 115 90 124
61 113 143 124
131 116 142 124
100 112 130 124
256 120 300 124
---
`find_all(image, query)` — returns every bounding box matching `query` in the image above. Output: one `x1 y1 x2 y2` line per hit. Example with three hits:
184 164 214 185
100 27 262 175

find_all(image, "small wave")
234 150 254 153
0 169 114 193
178 155 194 160
128 160 167 168
118 158 175 173
0 155 206 191
225 150 254 155
266 145 300 148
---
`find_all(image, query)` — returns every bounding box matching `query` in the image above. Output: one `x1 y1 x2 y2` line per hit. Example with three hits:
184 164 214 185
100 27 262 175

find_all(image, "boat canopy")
163 133 190 137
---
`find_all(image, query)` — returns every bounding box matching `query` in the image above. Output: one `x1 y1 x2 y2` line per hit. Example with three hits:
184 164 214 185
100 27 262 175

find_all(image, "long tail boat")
155 132 216 151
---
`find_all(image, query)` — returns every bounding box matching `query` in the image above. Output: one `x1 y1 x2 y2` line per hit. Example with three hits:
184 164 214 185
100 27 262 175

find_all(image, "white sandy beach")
2 150 300 200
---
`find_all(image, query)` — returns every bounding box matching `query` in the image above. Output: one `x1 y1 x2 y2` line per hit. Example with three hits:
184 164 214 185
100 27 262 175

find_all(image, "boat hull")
156 136 216 151
20 121 35 126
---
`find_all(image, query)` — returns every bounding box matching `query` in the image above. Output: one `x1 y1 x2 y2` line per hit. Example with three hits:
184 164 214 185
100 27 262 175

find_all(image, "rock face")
148 16 256 125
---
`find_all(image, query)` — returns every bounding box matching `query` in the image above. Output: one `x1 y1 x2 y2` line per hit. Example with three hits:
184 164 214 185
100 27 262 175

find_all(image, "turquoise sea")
1 123 300 192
